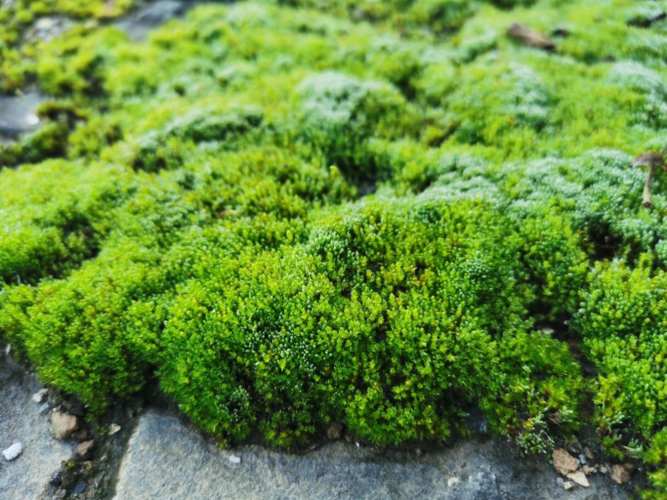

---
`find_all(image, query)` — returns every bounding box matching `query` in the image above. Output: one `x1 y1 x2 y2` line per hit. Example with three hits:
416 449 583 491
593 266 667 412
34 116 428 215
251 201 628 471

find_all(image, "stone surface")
553 448 578 476
51 411 80 440
114 411 629 500
3 442 23 461
0 92 43 142
0 352 75 498
23 16 74 43
567 471 590 488
115 0 191 41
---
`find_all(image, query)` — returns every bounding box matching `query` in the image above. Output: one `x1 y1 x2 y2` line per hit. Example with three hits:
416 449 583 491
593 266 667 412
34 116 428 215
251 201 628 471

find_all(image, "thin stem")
643 164 655 208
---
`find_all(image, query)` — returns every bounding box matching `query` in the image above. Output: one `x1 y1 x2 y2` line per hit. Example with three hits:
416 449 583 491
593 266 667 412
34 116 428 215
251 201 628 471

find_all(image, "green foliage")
1 1 667 494
296 71 420 181
575 257 667 451
644 429 667 499
160 197 581 447
0 0 134 92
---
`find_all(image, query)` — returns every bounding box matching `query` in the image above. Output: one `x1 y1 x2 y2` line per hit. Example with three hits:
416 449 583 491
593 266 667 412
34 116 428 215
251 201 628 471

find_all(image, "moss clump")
575 257 667 449
160 197 581 448
0 0 134 92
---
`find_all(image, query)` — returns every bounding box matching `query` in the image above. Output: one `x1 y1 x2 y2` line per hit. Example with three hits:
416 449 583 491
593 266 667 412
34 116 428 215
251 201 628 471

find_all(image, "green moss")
0 0 135 92
1 0 667 495
575 257 667 454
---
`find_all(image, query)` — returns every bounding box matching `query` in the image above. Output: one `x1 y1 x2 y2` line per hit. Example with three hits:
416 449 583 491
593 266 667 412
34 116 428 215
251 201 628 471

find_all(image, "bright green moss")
575 257 667 455
645 429 667 499
1 1 667 495
160 197 581 447
0 0 135 92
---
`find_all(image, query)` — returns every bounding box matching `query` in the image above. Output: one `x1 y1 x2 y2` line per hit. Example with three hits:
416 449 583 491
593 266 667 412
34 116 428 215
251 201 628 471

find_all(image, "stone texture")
567 471 590 488
114 411 629 500
553 448 578 476
0 353 75 498
51 411 79 440
0 92 43 142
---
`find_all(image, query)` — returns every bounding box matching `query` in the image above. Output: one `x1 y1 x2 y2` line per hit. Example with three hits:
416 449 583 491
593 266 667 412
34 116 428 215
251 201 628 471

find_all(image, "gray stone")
0 92 43 142
0 352 75 498
115 1 191 41
23 16 73 42
3 442 23 461
72 479 87 494
114 411 630 500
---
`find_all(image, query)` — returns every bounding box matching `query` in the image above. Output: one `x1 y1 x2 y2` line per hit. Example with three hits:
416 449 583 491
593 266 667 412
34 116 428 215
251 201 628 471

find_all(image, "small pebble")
584 446 595 461
50 470 63 487
109 423 121 436
583 465 596 476
579 454 587 465
228 455 241 464
563 480 575 490
3 442 23 461
556 477 564 488
72 480 87 494
35 18 54 30
32 388 48 403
